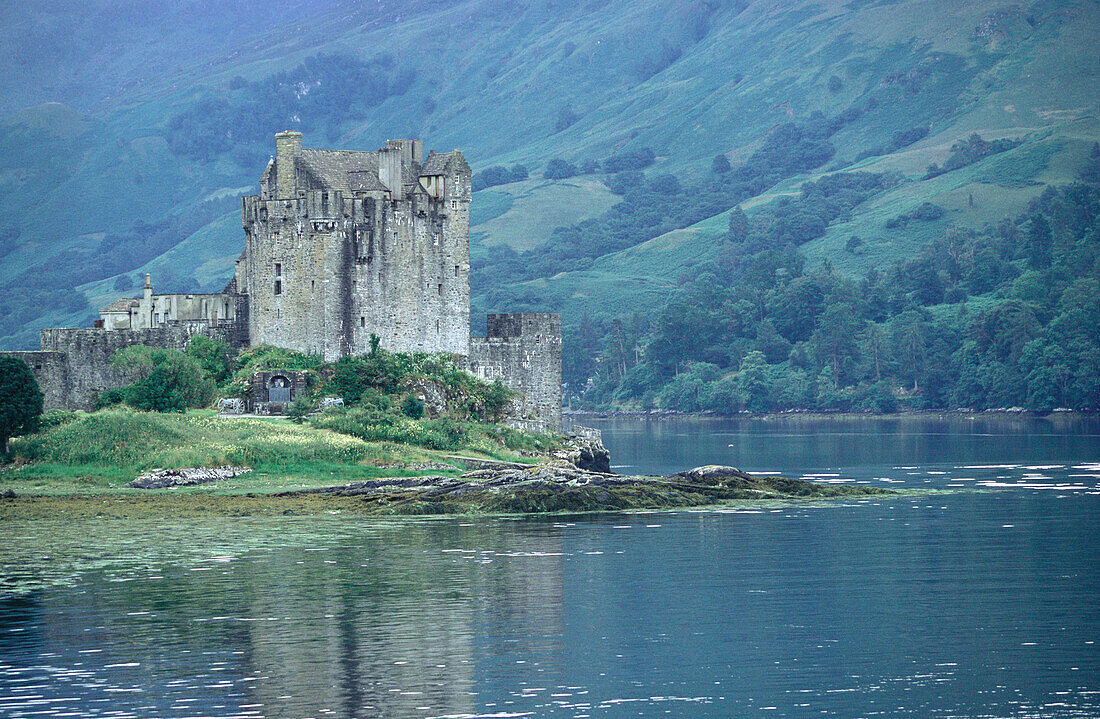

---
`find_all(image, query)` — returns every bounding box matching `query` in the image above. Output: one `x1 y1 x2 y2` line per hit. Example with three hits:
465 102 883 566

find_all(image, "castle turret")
274 130 302 198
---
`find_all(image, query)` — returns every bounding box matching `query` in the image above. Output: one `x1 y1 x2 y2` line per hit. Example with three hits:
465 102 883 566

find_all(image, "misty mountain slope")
0 0 1097 350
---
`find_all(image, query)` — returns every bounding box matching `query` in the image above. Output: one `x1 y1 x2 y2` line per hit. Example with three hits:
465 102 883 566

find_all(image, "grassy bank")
2 408 544 496
0 408 897 518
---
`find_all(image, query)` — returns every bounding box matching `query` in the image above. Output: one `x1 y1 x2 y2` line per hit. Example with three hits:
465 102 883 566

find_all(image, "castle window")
274 280 282 295
454 265 459 277
154 313 160 323
436 320 440 332
438 283 443 296
275 262 282 276
311 280 315 292
360 317 365 328
451 200 457 210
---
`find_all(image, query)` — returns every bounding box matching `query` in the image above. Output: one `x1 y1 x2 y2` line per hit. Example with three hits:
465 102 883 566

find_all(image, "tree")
1080 142 1100 183
544 158 578 180
186 334 233 385
286 396 315 423
712 154 731 175
727 206 750 243
737 350 770 412
809 302 862 382
1025 214 1053 269
111 346 215 412
555 105 579 132
0 356 43 458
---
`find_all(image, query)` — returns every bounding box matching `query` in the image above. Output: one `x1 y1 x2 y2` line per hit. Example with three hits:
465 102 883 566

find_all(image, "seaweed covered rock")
665 465 756 485
279 461 892 515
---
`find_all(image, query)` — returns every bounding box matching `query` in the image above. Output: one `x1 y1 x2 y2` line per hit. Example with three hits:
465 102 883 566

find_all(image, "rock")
129 466 252 489
664 465 756 485
553 426 611 473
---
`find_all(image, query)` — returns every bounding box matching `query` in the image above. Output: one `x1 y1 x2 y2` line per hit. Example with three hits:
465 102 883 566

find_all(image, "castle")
2 132 562 431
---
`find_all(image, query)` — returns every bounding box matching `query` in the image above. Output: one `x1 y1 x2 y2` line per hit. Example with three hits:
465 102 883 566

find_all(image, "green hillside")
0 0 1098 411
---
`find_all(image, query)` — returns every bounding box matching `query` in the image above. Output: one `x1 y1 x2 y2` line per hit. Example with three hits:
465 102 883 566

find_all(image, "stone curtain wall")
0 321 246 410
469 313 562 432
0 351 70 410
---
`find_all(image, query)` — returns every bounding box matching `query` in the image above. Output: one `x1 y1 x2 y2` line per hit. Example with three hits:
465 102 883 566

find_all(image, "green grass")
2 408 547 495
469 190 513 226
471 177 619 254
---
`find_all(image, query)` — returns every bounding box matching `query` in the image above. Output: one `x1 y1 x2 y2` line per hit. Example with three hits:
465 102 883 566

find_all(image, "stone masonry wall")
469 313 562 433
0 321 246 411
0 351 69 410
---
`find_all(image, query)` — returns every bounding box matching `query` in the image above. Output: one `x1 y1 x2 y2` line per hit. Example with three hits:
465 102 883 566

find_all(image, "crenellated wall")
469 313 562 433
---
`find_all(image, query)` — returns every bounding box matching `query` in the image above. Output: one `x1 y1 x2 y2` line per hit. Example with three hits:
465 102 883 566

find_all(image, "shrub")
286 397 315 424
0 355 43 457
111 346 215 412
402 394 425 419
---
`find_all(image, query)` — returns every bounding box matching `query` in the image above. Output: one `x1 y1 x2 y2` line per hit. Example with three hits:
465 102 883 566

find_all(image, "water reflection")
2 416 1099 717
0 519 566 718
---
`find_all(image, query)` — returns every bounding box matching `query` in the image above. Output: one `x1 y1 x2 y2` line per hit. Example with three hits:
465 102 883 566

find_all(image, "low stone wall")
2 320 247 411
0 351 70 411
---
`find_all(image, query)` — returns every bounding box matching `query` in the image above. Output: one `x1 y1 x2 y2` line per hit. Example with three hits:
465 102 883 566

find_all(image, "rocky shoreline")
274 463 892 515
1 427 893 519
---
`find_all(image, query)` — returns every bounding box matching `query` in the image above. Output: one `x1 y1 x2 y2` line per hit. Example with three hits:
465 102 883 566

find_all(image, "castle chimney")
378 144 404 199
275 130 303 198
144 273 152 303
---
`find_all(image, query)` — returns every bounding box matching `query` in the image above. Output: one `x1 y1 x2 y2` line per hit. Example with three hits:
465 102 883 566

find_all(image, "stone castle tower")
238 131 471 361
3 133 562 431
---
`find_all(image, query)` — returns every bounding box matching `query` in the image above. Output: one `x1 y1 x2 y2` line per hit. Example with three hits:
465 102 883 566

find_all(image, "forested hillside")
1 0 1097 411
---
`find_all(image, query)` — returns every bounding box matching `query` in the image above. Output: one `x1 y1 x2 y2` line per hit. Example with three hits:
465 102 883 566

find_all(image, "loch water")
1 415 1099 718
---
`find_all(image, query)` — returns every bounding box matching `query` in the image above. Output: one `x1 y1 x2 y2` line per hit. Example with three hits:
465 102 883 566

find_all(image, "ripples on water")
1 416 1098 718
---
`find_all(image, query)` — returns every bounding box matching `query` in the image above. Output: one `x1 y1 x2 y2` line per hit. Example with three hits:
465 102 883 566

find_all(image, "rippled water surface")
1 415 1099 717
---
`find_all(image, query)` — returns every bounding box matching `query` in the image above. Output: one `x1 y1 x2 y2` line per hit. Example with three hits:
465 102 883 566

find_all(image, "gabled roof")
102 298 138 313
298 149 380 192
347 170 388 192
420 151 451 175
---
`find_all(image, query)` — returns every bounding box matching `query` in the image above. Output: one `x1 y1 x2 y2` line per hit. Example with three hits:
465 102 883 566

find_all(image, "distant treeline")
566 183 1100 413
